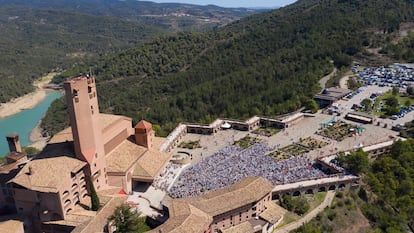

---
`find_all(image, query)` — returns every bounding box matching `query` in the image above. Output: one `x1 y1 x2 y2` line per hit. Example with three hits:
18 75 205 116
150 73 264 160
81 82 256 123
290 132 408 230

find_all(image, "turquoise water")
0 91 63 157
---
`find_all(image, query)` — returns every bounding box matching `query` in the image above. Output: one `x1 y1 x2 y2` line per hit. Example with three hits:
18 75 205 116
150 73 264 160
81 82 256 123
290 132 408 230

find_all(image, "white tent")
221 122 231 129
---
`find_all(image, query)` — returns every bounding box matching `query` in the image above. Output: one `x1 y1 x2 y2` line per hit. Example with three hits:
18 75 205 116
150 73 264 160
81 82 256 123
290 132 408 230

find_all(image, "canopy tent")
221 122 231 129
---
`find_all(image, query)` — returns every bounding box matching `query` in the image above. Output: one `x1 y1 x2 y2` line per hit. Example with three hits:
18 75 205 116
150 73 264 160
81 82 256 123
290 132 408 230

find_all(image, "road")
273 190 336 233
319 68 337 90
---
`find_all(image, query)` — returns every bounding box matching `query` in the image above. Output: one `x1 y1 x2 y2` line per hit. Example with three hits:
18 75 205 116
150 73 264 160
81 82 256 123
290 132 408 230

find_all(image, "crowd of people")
152 162 182 191
169 143 329 198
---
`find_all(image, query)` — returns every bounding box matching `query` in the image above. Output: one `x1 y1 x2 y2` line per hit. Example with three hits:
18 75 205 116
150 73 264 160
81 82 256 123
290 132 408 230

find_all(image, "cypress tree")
90 179 100 211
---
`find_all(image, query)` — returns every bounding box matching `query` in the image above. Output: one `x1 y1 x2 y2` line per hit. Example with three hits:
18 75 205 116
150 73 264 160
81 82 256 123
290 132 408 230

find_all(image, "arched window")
62 190 69 197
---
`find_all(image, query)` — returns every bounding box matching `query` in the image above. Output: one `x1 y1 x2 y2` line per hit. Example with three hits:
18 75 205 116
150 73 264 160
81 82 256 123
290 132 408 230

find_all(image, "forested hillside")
0 7 163 102
43 0 414 136
297 139 414 233
0 0 257 31
0 1 254 103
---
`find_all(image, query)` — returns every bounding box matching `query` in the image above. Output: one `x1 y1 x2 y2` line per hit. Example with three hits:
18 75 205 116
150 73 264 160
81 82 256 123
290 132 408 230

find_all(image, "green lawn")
306 192 327 213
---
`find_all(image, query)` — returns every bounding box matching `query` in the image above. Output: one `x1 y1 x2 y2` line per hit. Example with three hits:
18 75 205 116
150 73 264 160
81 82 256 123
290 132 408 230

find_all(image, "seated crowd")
169 143 329 198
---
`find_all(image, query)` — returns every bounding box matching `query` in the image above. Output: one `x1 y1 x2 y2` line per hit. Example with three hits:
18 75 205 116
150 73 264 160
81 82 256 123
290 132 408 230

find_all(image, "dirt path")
319 68 337 90
339 75 350 89
273 191 336 233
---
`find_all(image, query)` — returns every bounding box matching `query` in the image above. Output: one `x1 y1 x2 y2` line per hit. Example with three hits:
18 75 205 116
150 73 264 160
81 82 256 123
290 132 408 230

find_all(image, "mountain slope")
42 0 414 135
0 6 165 103
0 0 258 31
0 1 256 103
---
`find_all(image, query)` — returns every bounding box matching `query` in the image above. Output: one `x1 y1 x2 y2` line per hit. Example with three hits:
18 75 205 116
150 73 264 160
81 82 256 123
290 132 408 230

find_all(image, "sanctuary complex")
0 75 171 232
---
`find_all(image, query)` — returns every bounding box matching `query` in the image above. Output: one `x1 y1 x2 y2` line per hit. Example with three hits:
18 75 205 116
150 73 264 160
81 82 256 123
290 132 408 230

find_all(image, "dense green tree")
107 204 150 233
337 149 370 175
90 179 100 211
361 98 373 111
280 194 310 216
407 86 414 96
392 87 399 96
305 99 319 113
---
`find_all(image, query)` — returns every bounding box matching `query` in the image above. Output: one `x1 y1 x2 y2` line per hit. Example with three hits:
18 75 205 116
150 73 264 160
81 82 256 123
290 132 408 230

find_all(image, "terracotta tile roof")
49 114 127 145
100 114 126 130
132 149 171 181
259 201 286 224
149 177 273 233
0 162 22 175
10 157 86 192
105 140 145 173
0 219 24 233
5 152 26 162
49 127 73 144
190 177 273 216
147 200 212 233
221 221 255 233
43 213 93 227
152 136 166 151
135 120 152 130
72 195 128 233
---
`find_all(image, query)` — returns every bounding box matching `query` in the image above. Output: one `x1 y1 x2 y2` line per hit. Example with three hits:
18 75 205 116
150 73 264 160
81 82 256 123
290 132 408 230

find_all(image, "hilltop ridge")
43 0 414 135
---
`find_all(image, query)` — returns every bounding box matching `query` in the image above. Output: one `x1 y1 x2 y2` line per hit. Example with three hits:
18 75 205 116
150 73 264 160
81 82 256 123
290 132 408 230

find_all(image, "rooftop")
71 195 128 233
133 149 171 181
221 221 256 233
190 177 272 216
10 156 86 192
105 140 145 173
48 114 127 145
0 219 24 233
259 201 287 224
135 120 152 130
149 177 273 233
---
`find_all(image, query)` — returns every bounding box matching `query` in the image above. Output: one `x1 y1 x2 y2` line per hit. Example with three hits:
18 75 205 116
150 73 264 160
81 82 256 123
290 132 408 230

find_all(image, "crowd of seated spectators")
169 143 328 198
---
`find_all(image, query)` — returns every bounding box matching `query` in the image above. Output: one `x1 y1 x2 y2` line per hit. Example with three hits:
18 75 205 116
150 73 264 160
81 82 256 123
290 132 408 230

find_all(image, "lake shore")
29 120 49 151
0 72 58 119
0 73 59 151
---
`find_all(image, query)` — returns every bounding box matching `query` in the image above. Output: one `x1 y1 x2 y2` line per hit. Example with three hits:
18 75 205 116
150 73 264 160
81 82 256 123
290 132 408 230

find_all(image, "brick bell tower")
64 75 107 190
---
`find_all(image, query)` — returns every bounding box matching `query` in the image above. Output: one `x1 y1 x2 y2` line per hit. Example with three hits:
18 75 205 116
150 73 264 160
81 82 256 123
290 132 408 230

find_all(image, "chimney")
6 133 22 153
26 166 33 176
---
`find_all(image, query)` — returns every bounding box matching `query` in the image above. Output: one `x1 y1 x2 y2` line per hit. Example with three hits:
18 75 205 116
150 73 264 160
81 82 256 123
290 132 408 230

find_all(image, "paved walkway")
273 190 336 233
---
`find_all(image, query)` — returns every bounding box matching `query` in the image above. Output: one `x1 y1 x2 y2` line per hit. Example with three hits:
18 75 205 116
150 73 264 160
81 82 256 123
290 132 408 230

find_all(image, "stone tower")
64 75 107 190
134 120 154 149
6 133 22 153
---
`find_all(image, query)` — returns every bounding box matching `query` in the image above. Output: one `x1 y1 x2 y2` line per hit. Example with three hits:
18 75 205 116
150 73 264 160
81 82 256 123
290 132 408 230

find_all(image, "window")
62 190 69 196
73 90 78 97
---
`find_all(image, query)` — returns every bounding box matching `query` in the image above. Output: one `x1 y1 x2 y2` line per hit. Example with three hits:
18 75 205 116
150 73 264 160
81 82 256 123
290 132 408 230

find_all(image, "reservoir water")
0 91 63 157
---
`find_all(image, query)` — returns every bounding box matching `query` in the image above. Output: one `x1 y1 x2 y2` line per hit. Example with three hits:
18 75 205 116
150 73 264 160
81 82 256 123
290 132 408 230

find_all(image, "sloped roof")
132 149 171 181
0 219 24 233
259 201 287 224
48 114 126 144
10 157 86 192
135 120 152 130
190 177 273 216
149 177 273 233
221 221 256 233
147 199 212 233
105 140 145 173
